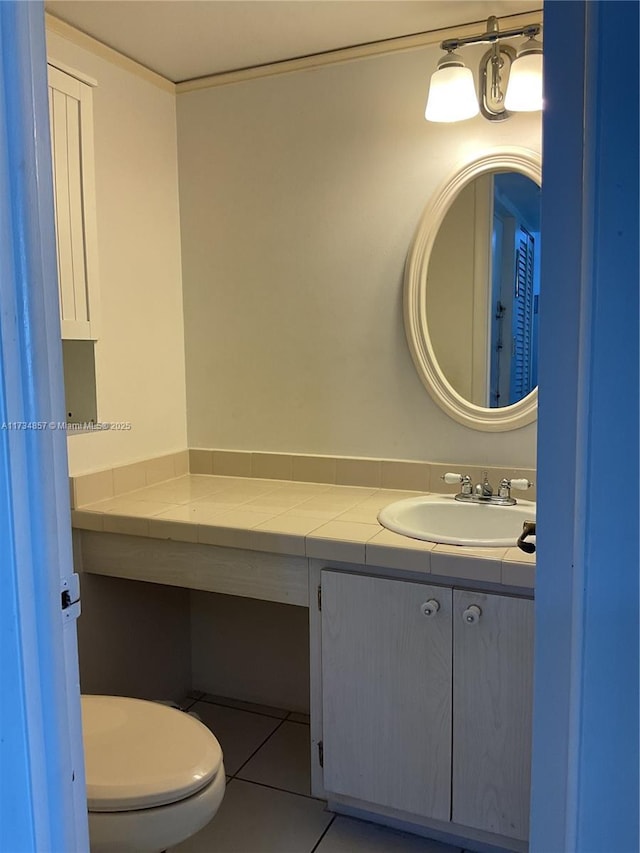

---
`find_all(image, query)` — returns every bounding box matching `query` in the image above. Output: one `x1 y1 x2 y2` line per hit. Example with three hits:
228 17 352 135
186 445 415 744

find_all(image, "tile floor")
170 693 468 853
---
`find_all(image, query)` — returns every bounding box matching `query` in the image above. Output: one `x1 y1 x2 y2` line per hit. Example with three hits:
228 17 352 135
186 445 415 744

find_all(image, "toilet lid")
81 695 223 812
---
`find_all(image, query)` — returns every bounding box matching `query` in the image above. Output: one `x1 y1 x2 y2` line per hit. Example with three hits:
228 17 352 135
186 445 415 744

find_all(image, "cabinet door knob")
462 605 482 624
421 599 440 617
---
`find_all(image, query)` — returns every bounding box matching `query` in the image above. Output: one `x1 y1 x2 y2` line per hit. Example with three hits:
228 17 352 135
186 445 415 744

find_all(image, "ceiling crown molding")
176 10 542 93
45 9 542 97
45 13 176 94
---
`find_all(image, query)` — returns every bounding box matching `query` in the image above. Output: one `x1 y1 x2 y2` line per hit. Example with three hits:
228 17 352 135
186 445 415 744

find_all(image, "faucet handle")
498 477 533 500
509 478 533 491
442 472 473 496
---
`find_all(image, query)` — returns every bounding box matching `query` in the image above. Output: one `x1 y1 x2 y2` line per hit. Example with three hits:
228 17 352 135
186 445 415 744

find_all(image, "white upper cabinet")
47 63 100 340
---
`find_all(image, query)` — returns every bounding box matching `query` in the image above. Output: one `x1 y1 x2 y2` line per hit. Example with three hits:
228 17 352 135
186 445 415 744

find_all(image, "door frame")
0 2 88 850
532 2 639 851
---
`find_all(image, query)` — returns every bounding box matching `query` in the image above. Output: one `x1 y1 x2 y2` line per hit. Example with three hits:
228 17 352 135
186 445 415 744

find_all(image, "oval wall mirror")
404 149 541 431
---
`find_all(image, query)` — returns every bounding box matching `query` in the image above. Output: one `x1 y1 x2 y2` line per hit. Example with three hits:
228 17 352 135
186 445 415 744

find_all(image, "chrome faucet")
442 472 533 506
475 471 494 498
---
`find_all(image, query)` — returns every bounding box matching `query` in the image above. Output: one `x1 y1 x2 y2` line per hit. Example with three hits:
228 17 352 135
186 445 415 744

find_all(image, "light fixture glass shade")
504 45 543 111
425 61 479 122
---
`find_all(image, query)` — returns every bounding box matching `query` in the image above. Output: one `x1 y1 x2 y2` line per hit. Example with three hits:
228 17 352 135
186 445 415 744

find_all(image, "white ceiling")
45 1 540 83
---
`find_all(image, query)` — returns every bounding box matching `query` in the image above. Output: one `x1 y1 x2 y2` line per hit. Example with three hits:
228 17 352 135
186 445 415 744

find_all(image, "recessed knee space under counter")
71 472 536 852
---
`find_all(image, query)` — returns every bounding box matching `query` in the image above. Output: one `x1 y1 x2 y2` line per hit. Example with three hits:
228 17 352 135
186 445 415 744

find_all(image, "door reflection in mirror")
490 173 540 406
426 170 540 408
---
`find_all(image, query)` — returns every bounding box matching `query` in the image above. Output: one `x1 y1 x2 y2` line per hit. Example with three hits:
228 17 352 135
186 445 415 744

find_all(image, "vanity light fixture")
504 36 544 111
424 51 479 122
425 15 543 123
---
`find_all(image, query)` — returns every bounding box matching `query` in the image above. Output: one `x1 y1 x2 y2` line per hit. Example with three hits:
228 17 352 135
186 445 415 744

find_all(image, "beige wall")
426 175 493 407
177 42 541 468
77 574 191 702
46 31 188 476
426 181 477 402
190 591 310 712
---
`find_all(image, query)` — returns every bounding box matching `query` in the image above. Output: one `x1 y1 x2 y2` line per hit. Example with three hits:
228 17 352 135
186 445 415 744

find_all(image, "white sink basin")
377 494 536 548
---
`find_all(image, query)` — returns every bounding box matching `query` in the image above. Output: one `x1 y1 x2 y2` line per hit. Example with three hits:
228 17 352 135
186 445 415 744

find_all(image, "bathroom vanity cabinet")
314 568 533 847
72 470 536 852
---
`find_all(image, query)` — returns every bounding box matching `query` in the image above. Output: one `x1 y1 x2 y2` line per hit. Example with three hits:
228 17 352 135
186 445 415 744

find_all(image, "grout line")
229 718 288 779
194 695 289 720
232 776 319 802
309 813 336 853
282 711 311 725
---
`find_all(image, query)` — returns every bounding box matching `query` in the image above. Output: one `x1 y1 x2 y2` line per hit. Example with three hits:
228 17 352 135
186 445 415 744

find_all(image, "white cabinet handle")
421 599 440 617
462 605 482 624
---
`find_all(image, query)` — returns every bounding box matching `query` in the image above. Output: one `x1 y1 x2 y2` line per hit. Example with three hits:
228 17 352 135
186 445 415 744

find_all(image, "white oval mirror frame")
404 147 542 432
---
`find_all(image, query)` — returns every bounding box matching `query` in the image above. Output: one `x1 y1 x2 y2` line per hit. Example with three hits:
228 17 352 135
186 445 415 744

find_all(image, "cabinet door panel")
452 590 534 840
321 570 452 821
64 96 89 325
48 65 97 340
50 86 78 326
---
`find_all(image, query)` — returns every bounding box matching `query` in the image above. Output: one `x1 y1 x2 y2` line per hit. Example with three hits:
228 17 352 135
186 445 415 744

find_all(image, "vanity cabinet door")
321 570 452 821
452 590 534 840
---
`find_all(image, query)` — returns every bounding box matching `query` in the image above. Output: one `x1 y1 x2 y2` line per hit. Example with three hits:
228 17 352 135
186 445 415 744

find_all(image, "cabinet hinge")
317 584 322 611
318 740 324 767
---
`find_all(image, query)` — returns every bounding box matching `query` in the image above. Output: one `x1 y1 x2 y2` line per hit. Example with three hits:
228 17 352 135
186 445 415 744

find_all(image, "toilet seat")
87 770 226 853
81 695 223 812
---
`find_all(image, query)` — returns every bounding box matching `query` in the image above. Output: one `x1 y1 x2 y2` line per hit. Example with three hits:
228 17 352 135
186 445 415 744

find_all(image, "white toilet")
81 695 226 852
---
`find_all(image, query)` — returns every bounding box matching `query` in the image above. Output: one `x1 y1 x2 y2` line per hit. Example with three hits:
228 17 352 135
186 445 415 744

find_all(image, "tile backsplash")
71 450 189 508
189 449 535 500
70 448 535 509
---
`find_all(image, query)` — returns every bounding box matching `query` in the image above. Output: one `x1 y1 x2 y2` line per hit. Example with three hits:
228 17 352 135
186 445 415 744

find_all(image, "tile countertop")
71 474 535 591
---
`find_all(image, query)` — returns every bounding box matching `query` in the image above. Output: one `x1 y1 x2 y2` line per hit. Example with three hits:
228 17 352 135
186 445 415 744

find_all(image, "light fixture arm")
440 15 541 53
489 40 502 104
